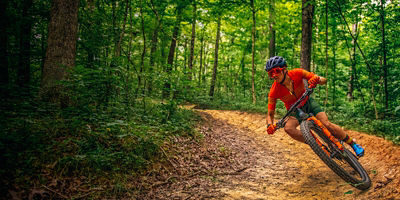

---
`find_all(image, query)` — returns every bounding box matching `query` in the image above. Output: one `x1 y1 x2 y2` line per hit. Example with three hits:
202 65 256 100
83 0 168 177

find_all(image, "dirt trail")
143 109 400 200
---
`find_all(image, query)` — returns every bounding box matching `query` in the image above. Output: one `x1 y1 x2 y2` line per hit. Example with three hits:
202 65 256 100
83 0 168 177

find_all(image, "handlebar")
275 88 314 129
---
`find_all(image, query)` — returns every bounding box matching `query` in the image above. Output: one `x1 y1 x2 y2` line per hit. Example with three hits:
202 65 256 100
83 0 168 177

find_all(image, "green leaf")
344 190 353 194
395 106 400 113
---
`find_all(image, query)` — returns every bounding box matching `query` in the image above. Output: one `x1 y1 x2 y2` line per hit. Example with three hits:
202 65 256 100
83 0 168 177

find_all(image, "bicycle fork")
307 116 344 151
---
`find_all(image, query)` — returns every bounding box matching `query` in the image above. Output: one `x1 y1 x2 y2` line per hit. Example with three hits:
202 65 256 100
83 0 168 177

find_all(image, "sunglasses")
267 67 284 77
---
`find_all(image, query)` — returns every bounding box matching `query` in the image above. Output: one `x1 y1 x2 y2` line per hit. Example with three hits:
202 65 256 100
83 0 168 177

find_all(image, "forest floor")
139 107 400 200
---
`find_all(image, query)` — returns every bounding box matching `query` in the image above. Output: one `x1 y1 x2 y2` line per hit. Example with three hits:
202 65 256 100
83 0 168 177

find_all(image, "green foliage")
2 0 400 197
323 99 400 144
0 78 199 195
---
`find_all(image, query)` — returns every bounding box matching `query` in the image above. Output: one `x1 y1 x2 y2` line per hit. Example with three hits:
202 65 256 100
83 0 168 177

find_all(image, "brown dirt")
141 109 400 200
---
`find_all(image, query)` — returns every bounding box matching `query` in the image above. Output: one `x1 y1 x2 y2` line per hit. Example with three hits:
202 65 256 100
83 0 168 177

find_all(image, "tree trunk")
209 15 221 98
114 0 129 58
85 0 96 68
198 33 204 85
268 0 276 58
331 16 338 107
148 0 162 94
184 38 188 72
335 0 378 119
324 0 328 107
138 0 146 95
332 40 337 107
0 0 9 86
348 23 357 101
380 0 388 113
203 44 209 83
188 0 196 81
251 0 256 104
241 48 246 98
17 0 33 88
40 0 79 106
163 5 184 98
300 0 314 71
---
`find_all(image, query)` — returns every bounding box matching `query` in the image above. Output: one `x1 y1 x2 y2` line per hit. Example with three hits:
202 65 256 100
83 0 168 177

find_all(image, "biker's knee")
323 121 335 131
284 126 295 135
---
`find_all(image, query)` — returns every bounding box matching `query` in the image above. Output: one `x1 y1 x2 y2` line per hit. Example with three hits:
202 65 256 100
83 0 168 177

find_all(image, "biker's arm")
302 69 327 86
267 109 275 125
267 96 277 125
318 76 327 85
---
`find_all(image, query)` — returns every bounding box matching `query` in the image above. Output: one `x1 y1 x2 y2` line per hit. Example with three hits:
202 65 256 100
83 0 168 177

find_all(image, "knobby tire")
300 120 371 190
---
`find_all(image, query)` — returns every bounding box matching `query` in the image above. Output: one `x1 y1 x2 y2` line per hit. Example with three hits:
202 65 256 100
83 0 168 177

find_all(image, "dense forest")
0 0 399 198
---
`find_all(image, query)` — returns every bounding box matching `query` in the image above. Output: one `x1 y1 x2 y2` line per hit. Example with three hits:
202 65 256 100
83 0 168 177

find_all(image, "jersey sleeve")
291 68 317 80
267 84 278 111
301 69 316 80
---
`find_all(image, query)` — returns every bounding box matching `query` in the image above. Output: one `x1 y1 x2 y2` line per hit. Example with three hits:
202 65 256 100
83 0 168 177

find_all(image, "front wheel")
300 120 371 190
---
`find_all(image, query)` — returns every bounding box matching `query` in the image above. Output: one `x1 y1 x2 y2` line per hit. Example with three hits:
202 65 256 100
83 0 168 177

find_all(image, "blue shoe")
351 143 364 157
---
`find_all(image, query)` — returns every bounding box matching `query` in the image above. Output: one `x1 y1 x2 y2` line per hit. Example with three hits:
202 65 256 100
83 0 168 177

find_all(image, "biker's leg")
315 112 346 140
284 116 304 143
315 112 365 156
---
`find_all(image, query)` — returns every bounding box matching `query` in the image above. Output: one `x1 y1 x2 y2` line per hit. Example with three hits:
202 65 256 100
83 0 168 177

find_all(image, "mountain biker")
265 56 364 157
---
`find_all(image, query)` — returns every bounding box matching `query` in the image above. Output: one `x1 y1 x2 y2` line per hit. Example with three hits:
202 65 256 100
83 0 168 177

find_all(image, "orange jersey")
268 68 315 111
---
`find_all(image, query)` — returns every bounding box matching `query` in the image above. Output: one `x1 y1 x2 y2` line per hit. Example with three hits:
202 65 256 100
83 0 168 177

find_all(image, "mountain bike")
275 88 371 190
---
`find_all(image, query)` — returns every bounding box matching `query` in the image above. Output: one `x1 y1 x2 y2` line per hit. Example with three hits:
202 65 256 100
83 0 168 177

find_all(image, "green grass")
0 92 200 198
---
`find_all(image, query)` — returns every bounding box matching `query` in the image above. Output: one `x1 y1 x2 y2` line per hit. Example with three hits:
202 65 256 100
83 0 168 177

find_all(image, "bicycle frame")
274 88 371 190
275 88 313 129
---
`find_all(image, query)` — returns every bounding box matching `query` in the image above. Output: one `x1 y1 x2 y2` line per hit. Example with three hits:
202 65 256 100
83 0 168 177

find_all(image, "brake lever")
276 119 286 129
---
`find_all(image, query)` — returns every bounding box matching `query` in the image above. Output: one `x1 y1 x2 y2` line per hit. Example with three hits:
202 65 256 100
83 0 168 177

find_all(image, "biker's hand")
308 76 320 88
267 124 277 135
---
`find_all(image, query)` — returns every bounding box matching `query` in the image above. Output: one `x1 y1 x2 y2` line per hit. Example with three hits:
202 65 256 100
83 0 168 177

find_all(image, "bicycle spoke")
309 127 363 182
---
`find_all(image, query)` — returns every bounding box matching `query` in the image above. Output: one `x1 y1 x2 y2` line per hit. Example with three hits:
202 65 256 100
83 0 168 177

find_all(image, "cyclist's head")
265 56 287 72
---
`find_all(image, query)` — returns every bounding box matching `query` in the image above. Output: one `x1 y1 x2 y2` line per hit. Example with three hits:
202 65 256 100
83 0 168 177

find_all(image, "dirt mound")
141 109 400 199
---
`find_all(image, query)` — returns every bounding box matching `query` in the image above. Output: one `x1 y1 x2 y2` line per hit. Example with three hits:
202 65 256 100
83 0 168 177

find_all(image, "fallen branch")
160 147 178 171
216 167 249 176
151 175 179 188
41 185 69 199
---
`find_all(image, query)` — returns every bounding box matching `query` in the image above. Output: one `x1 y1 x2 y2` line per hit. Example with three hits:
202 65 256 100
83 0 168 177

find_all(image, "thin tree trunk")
161 35 167 71
148 0 162 94
209 15 221 98
251 0 256 104
348 23 357 101
335 0 378 119
268 0 276 58
241 48 246 98
188 0 196 81
112 0 117 50
163 5 184 98
40 0 79 106
380 0 388 113
115 0 129 57
0 0 8 86
331 16 338 108
301 0 314 71
17 0 33 88
332 40 337 107
198 33 204 85
174 39 179 71
85 0 96 68
203 44 208 83
138 0 146 95
324 0 328 107
184 38 188 73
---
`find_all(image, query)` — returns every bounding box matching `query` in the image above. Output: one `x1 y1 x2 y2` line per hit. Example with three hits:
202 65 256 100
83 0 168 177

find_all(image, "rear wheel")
300 120 371 190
